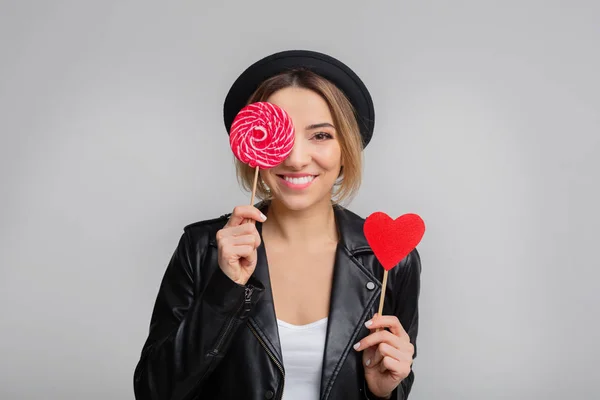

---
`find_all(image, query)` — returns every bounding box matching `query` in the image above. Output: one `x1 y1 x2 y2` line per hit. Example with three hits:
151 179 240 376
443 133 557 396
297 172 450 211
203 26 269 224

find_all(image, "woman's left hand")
353 314 414 399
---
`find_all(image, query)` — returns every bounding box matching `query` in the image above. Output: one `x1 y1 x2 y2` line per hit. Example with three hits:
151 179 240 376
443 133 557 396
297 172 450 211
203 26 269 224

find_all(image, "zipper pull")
245 285 254 303
244 285 254 313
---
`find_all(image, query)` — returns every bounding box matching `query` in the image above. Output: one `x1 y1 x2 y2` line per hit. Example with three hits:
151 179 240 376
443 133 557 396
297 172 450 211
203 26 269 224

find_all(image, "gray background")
1 0 598 399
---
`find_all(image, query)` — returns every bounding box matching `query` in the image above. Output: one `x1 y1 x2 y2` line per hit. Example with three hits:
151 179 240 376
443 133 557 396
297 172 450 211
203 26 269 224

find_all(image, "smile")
277 175 317 189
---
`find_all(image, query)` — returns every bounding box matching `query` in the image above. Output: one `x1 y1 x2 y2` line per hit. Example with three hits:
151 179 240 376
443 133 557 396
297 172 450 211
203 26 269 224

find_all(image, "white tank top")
277 317 328 400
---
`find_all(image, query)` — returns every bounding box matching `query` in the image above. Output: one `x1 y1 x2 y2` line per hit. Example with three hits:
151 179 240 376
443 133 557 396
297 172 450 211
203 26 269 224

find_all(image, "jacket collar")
248 201 381 399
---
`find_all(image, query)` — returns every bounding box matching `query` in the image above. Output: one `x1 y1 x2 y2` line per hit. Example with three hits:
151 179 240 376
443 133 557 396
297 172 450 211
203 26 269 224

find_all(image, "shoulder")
183 212 230 235
333 204 370 252
397 246 422 277
178 212 231 252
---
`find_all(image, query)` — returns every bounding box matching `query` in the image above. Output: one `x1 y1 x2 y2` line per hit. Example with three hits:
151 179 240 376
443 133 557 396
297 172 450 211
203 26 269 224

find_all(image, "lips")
277 174 318 189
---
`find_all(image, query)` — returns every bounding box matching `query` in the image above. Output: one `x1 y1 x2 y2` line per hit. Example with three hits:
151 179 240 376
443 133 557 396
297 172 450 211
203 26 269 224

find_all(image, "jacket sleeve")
394 248 421 399
133 227 265 400
365 248 422 400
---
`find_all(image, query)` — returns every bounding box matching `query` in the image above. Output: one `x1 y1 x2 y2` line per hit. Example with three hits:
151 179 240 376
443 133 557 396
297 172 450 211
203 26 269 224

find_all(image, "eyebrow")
305 122 336 130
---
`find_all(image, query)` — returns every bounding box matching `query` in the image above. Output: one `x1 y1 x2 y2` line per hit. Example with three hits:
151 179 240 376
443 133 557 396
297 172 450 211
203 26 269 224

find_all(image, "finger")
226 206 267 226
365 343 393 366
353 330 402 353
238 246 257 265
233 223 258 236
226 235 260 248
365 315 407 338
381 356 410 380
362 345 376 368
218 223 260 240
367 343 402 368
224 244 254 260
364 345 380 368
226 225 261 248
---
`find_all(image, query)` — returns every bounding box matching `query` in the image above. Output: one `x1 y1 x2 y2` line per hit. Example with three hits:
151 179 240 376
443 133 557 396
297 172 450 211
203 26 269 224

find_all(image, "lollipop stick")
375 269 389 332
250 166 259 205
242 166 261 226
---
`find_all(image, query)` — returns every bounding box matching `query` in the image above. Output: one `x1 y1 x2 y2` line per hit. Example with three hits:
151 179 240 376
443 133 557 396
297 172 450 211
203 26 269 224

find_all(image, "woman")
133 50 422 400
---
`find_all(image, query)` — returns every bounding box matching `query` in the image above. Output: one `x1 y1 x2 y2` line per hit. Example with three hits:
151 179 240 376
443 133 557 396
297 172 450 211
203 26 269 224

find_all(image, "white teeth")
284 176 315 185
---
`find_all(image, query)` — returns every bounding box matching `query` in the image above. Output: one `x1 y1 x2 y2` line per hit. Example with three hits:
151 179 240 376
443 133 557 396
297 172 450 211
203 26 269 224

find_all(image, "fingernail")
365 359 371 367
260 213 267 221
353 342 360 350
365 320 373 328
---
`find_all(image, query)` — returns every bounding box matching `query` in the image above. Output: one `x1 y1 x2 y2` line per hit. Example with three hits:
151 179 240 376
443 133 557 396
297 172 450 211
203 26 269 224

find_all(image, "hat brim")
223 50 375 149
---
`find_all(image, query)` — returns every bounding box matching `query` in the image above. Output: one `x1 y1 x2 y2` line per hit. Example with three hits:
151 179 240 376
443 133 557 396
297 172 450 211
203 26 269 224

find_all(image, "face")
261 86 342 212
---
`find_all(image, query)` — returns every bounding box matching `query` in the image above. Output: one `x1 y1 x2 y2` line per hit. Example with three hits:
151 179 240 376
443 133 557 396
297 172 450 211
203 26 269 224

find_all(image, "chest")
266 245 336 325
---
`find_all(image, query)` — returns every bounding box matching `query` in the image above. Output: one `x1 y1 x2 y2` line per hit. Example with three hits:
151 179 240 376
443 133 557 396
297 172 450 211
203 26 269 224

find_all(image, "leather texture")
133 201 422 400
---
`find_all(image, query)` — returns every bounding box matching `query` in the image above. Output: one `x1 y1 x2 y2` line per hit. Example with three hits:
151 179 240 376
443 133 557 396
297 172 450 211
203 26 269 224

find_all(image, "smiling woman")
134 50 422 400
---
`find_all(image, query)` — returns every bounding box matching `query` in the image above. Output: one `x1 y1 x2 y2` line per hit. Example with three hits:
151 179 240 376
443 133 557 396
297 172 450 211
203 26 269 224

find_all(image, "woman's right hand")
216 205 266 286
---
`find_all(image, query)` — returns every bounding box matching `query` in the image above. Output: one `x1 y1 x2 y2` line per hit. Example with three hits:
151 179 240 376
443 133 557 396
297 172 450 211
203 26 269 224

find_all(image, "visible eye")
312 132 334 141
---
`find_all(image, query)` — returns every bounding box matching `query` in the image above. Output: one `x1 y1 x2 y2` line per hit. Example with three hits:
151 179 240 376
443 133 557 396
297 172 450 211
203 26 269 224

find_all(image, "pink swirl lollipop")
229 102 295 169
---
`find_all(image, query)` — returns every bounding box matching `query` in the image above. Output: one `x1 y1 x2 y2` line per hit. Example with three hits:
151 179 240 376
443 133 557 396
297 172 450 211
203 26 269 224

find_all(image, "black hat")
223 49 375 148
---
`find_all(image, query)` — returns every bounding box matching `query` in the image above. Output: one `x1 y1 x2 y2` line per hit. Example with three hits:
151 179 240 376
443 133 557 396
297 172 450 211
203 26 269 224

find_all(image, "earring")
261 178 271 194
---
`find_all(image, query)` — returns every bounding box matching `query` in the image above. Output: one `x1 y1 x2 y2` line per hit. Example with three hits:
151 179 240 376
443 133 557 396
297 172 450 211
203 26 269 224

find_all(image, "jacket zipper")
212 285 254 354
248 322 285 400
187 285 256 400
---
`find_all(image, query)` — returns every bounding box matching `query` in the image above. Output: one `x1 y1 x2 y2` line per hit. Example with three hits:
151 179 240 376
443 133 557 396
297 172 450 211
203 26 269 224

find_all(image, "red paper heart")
363 212 425 270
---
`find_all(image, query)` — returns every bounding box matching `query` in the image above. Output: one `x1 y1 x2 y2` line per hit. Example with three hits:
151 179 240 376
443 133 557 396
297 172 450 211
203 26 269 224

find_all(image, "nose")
283 133 310 170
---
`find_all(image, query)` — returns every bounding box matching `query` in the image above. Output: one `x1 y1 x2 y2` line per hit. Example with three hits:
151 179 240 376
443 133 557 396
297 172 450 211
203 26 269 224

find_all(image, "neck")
262 198 338 246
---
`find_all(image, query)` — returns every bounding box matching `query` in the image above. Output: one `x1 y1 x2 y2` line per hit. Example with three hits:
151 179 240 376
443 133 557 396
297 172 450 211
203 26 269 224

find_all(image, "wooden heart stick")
375 270 389 332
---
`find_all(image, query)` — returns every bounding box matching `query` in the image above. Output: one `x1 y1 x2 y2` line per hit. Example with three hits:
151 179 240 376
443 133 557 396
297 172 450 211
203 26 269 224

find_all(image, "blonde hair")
234 69 364 205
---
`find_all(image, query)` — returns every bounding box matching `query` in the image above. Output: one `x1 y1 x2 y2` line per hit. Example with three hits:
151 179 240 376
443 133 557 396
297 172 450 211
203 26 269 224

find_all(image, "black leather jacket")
133 202 422 400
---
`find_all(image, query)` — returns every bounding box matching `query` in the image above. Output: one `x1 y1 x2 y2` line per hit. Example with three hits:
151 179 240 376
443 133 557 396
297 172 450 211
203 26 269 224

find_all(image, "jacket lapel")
319 206 381 399
246 218 284 364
